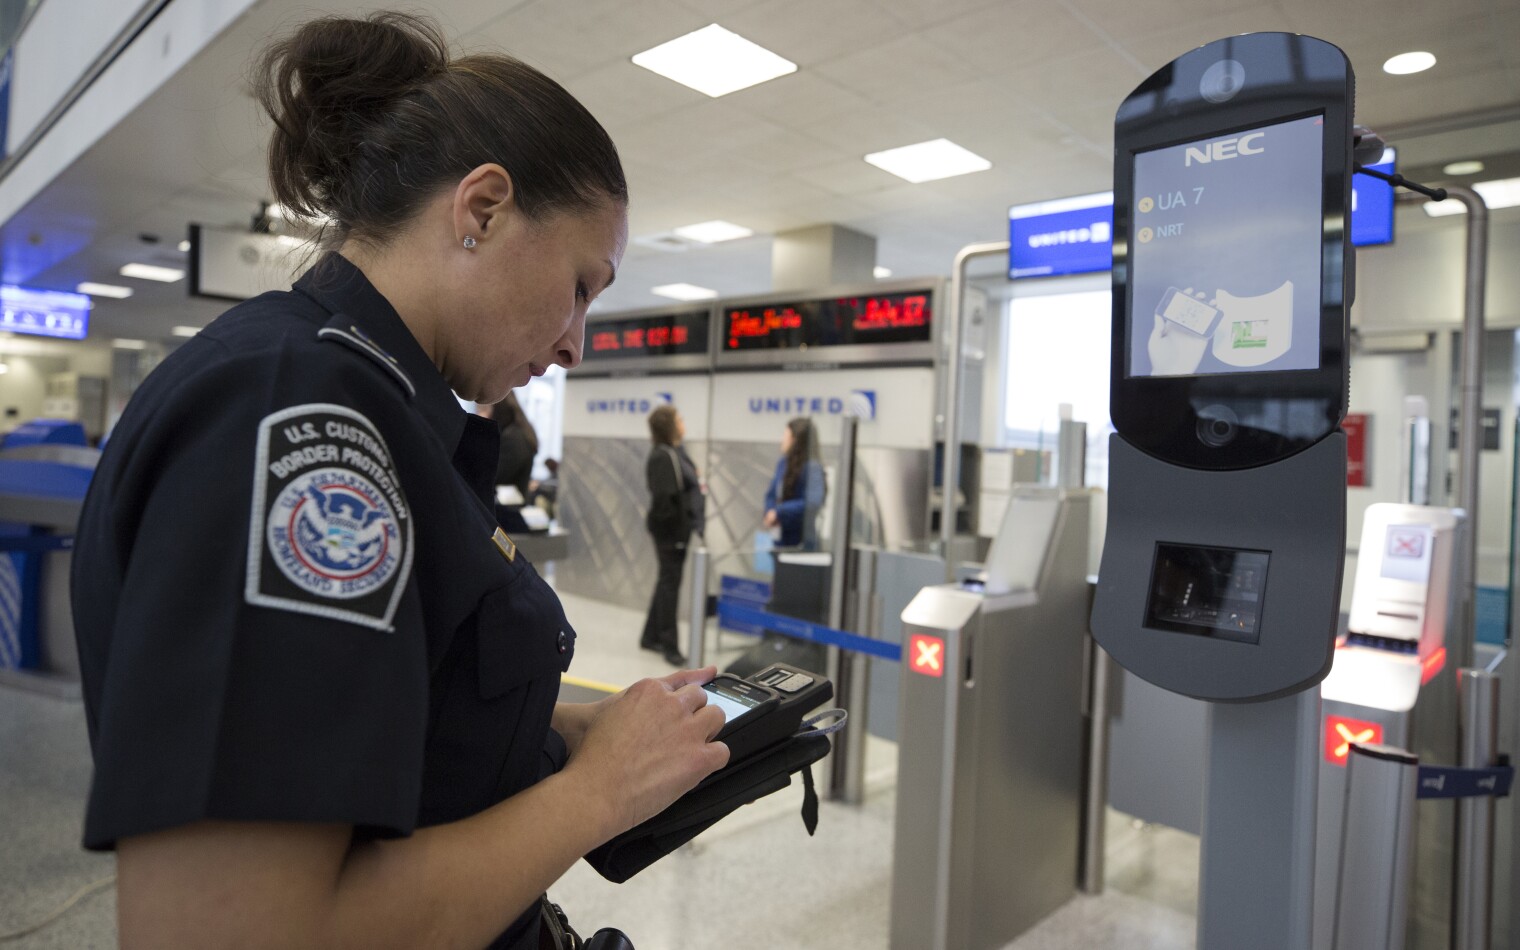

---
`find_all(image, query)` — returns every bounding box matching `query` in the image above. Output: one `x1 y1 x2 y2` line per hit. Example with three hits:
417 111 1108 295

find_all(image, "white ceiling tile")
792 160 904 196
813 34 985 105
919 0 1111 76
725 72 875 129
719 0 915 68
795 106 939 157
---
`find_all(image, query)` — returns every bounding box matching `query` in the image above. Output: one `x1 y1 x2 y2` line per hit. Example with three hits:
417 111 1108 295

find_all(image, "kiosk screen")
1128 115 1324 379
1145 543 1270 643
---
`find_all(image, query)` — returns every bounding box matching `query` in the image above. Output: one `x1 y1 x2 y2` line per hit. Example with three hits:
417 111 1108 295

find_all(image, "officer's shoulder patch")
245 403 412 631
316 321 416 399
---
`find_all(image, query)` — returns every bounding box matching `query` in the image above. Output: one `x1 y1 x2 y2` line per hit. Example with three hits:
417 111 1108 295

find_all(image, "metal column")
1454 668 1501 950
687 546 709 669
1334 743 1420 950
1446 185 1490 673
826 416 863 802
1199 688 1321 950
939 241 1010 576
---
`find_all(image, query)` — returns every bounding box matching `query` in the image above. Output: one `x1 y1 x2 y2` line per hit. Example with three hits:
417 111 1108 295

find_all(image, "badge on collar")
491 527 517 563
246 403 412 631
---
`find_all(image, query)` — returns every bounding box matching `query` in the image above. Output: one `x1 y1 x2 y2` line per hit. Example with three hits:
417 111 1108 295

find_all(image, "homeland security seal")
246 403 411 631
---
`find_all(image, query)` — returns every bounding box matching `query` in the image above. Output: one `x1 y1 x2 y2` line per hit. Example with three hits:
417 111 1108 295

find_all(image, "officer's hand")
567 666 730 833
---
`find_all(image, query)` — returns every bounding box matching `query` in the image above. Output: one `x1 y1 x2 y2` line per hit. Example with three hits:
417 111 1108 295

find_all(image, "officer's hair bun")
252 11 626 250
255 13 447 226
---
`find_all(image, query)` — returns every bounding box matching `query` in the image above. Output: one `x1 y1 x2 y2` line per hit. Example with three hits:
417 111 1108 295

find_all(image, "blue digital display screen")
1008 192 1114 279
1350 150 1395 248
0 285 90 340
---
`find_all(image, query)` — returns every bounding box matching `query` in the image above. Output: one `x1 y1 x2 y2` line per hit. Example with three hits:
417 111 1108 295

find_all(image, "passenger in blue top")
69 13 727 950
762 417 828 550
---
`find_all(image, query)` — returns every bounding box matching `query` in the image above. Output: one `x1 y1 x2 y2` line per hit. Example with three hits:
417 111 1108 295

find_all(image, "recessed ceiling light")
112 338 148 350
1442 160 1485 177
873 266 893 279
76 282 133 299
652 282 719 301
632 24 797 98
864 138 992 184
1383 51 1435 75
0 363 9 375
171 326 202 337
119 263 185 282
1422 176 1520 216
672 220 754 243
177 239 191 252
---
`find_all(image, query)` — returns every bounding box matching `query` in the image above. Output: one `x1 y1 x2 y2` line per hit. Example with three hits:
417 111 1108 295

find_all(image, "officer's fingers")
695 704 727 741
702 739 732 773
672 682 711 714
658 666 717 691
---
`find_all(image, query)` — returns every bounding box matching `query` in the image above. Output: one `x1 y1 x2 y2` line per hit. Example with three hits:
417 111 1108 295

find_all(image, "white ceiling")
3 0 1518 344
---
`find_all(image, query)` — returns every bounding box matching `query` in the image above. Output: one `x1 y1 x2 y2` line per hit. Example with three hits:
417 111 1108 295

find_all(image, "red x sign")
1324 714 1384 766
1388 529 1424 558
909 633 945 677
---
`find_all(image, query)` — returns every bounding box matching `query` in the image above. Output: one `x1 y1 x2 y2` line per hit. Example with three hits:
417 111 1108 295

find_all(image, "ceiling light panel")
874 266 892 278
672 220 754 243
864 138 991 184
112 339 148 349
1383 51 1436 75
171 326 202 337
119 263 186 282
651 282 719 301
1442 160 1485 176
632 25 797 98
76 282 133 299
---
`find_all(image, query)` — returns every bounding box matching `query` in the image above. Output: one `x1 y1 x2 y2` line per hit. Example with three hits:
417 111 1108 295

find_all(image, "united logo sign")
247 404 412 631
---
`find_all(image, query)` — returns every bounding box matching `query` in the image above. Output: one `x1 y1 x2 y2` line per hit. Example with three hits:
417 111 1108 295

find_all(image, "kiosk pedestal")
890 492 1089 950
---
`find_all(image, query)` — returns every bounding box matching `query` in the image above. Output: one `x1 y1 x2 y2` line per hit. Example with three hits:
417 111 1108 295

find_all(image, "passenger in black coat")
642 404 704 664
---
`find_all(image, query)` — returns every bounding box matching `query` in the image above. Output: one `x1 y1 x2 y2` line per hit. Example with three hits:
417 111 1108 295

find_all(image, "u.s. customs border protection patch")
246 403 412 631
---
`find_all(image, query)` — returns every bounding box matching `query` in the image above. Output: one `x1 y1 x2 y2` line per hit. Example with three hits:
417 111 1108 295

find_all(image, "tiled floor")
0 587 1200 949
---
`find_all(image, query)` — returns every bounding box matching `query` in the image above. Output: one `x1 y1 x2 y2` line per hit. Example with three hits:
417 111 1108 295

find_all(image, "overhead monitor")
586 310 710 361
1008 192 1114 279
723 290 931 351
0 285 90 340
1350 148 1395 247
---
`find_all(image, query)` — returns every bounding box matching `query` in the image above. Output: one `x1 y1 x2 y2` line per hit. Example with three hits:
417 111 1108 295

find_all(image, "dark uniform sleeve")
75 341 429 849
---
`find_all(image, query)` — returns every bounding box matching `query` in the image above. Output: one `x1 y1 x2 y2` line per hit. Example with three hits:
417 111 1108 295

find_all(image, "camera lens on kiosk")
1200 60 1246 103
1197 405 1238 446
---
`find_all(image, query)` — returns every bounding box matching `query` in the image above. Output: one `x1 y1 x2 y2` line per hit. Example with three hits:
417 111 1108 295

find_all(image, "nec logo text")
1184 132 1265 167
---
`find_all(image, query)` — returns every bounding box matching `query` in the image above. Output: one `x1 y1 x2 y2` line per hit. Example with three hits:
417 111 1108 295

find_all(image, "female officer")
69 13 727 949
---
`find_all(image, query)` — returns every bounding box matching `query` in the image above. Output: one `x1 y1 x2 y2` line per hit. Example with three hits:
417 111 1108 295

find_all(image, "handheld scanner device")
703 663 833 763
1091 34 1354 702
1111 32 1354 471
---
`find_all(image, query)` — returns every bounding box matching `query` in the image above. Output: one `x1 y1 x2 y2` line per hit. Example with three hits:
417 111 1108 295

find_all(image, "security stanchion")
1335 743 1419 950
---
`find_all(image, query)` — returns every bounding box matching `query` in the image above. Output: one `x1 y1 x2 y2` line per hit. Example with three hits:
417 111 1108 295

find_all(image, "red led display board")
585 311 710 361
723 290 932 352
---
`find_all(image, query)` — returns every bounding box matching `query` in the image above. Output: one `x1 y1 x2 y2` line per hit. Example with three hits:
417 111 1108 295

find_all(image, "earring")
463 236 477 250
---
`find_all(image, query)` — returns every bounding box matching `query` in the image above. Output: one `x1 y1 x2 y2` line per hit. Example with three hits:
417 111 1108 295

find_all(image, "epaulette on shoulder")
317 321 416 399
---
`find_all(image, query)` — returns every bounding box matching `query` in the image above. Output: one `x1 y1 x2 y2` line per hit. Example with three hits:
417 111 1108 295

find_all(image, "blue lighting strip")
716 599 902 662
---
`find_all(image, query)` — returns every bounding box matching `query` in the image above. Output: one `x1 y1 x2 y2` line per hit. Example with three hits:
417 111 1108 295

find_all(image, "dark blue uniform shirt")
71 254 574 948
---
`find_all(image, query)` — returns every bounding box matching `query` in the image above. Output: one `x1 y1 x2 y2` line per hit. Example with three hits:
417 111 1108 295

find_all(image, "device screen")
1145 543 1270 644
703 682 764 724
1128 115 1324 378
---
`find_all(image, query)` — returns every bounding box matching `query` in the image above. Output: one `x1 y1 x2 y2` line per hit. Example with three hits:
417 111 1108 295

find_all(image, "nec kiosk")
1092 32 1354 703
1089 32 1354 950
